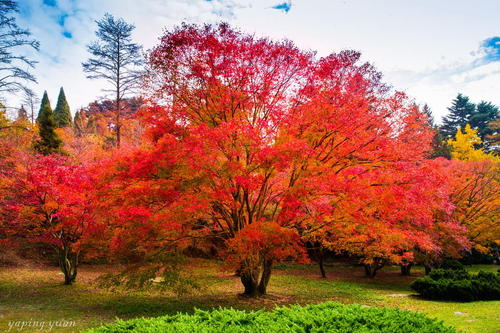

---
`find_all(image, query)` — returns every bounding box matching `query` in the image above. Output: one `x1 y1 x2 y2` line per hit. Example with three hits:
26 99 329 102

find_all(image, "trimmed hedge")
85 302 456 333
411 268 500 302
439 259 464 271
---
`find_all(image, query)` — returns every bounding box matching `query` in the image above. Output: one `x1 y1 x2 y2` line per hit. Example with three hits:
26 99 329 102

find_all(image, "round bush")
411 269 500 301
439 259 464 271
429 268 469 280
85 302 456 333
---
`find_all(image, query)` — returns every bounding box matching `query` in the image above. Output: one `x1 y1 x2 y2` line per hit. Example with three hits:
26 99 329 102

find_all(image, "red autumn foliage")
0 23 491 297
444 159 499 252
0 154 102 284
92 23 473 295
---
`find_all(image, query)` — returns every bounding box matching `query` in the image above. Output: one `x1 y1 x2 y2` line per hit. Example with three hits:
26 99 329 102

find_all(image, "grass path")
0 261 498 332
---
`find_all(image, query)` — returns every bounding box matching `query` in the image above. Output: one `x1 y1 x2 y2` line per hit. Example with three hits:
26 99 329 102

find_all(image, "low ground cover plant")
86 301 456 333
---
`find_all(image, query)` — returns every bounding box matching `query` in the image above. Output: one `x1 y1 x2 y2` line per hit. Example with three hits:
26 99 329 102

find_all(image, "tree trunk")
400 263 412 276
364 264 374 278
318 247 326 278
364 259 384 278
240 259 274 297
258 259 273 295
424 264 432 275
115 97 121 147
58 247 78 285
240 270 259 297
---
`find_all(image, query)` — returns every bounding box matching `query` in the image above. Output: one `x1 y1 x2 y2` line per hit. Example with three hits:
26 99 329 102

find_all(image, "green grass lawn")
0 260 498 332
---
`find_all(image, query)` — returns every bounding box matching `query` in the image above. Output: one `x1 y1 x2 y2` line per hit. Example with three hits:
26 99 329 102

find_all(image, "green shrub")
411 269 500 302
85 302 456 333
428 268 469 280
439 259 464 271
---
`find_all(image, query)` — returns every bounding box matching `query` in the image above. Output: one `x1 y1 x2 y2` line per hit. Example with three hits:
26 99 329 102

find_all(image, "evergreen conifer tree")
440 94 476 139
34 94 63 155
36 91 51 122
421 104 451 159
73 110 87 137
469 101 498 146
53 87 72 127
82 13 143 147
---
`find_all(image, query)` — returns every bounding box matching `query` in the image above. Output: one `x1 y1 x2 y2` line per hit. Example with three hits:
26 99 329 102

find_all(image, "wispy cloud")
6 0 500 121
9 0 249 111
478 36 500 63
385 36 500 121
405 36 500 85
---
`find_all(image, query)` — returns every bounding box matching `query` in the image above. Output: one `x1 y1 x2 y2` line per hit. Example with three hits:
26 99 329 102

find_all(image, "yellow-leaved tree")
447 124 499 253
447 124 499 162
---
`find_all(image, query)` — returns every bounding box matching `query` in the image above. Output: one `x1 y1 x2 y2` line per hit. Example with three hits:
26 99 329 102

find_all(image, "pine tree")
469 101 498 147
82 13 143 147
53 87 72 127
421 104 451 159
421 104 434 127
36 91 51 122
73 110 87 137
429 130 451 159
440 94 476 139
34 94 63 155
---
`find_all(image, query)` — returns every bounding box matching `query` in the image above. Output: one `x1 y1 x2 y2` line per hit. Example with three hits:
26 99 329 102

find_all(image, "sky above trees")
10 0 500 122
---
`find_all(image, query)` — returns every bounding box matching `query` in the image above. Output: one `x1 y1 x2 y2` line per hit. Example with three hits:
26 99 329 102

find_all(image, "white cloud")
7 0 500 123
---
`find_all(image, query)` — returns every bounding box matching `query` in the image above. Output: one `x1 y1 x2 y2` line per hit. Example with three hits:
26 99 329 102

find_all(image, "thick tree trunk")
258 259 273 295
424 264 432 275
241 270 259 297
364 265 374 278
240 259 274 297
58 247 78 285
400 263 412 276
364 259 384 278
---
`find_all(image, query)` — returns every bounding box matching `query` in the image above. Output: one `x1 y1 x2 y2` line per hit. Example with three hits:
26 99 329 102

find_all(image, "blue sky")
10 0 500 122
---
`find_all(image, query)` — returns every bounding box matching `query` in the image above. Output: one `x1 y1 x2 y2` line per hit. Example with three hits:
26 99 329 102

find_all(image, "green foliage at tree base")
85 301 456 333
440 259 465 271
411 268 500 302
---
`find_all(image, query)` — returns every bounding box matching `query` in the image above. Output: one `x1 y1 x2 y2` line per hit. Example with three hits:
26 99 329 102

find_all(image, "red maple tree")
96 23 469 295
1 154 101 284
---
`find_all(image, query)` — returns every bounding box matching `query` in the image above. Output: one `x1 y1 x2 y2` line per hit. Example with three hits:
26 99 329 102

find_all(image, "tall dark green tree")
36 91 51 122
421 104 451 159
82 13 143 147
34 93 62 155
469 101 498 146
73 110 88 137
421 104 434 127
440 94 498 150
440 94 476 139
53 87 72 127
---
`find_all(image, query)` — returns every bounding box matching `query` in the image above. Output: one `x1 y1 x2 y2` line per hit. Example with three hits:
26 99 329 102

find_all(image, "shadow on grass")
1 262 498 333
